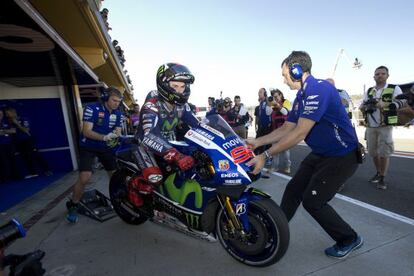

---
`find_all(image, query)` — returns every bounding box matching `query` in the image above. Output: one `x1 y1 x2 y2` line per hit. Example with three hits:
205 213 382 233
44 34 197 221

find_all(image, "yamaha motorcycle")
109 115 289 267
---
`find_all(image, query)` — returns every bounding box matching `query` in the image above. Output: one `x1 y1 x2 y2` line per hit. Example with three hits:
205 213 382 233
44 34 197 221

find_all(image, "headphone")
289 63 303 81
101 87 123 102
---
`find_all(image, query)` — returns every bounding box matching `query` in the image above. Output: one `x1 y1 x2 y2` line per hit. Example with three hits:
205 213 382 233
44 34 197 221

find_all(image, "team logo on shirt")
109 114 117 122
98 112 105 118
306 95 319 100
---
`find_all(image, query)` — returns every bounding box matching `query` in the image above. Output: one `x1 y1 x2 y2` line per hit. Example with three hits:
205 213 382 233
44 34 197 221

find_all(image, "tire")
109 170 148 225
216 198 289 267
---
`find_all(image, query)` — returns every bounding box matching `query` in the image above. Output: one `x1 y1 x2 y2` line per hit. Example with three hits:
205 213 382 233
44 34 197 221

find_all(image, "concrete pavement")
2 170 413 276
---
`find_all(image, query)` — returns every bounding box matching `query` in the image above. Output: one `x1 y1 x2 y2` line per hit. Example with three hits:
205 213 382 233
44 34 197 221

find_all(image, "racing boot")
132 166 163 195
129 176 153 195
128 177 147 208
128 167 163 208
128 187 144 207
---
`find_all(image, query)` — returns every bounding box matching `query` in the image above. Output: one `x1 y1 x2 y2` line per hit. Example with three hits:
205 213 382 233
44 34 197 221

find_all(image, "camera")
363 96 378 114
390 93 414 110
215 99 224 110
389 99 408 111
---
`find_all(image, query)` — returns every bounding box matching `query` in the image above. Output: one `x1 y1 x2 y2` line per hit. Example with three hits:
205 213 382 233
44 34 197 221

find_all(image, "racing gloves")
163 148 194 171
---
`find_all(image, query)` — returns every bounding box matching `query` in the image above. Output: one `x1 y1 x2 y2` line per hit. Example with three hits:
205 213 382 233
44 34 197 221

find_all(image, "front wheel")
216 198 289 267
109 170 148 225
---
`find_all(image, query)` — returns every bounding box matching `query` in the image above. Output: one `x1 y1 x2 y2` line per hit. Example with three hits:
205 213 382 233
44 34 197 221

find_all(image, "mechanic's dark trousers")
254 127 271 155
280 150 359 246
0 143 20 182
17 138 49 175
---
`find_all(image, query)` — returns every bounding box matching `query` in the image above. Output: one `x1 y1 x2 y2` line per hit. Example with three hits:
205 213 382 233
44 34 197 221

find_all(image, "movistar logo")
163 173 203 208
162 118 179 132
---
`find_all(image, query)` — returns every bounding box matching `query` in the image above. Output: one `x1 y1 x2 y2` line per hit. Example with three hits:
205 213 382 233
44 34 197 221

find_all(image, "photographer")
218 97 236 123
254 88 273 152
359 66 402 190
229 96 249 138
268 89 292 174
206 97 221 116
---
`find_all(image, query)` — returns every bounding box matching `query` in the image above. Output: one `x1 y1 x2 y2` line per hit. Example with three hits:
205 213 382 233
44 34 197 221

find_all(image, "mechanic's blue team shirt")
0 118 13 144
287 76 357 156
80 102 122 149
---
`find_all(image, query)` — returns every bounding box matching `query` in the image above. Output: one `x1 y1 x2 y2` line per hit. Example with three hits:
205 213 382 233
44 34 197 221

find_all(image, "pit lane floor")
1 170 413 276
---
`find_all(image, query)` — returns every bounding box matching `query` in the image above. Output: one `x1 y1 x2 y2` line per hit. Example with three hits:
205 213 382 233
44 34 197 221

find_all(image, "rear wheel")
109 170 148 225
216 198 289 267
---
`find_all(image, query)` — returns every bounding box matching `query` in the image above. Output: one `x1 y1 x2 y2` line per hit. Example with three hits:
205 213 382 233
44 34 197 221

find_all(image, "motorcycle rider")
129 63 199 207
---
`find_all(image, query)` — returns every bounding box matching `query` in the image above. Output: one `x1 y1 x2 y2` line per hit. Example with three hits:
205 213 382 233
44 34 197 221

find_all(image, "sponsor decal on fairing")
218 160 230 171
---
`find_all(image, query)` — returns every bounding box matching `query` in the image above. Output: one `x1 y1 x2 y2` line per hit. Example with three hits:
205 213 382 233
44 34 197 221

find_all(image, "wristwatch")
263 150 272 161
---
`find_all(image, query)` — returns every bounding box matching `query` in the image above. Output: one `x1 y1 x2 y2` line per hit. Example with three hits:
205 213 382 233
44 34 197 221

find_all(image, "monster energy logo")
162 118 179 132
162 173 203 208
185 213 200 229
250 188 269 197
157 64 165 75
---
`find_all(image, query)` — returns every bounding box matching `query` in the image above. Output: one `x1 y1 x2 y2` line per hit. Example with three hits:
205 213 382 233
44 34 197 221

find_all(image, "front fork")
217 188 270 237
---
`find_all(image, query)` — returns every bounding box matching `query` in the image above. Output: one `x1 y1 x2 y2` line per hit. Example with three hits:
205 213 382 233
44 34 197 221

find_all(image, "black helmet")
156 63 195 105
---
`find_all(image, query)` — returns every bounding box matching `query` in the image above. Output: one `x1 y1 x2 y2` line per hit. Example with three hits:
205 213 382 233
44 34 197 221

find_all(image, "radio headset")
101 87 123 102
289 63 303 81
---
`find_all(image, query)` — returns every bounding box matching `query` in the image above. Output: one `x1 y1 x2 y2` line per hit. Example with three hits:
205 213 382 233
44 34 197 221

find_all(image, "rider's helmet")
156 63 195 105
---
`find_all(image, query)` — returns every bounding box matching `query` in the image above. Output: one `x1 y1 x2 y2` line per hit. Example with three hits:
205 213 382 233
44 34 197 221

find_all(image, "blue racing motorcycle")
109 114 289 267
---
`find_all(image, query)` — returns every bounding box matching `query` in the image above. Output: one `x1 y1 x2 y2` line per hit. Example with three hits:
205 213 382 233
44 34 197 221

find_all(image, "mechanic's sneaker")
283 167 291 174
325 236 363 259
369 172 381 183
66 200 79 223
376 177 387 190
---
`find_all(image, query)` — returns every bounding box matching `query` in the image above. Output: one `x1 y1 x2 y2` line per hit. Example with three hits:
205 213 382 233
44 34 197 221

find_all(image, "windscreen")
201 114 238 139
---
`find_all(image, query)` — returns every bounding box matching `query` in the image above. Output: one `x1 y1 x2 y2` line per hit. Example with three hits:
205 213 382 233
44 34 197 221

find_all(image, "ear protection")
289 63 303 81
101 87 123 102
101 90 110 102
